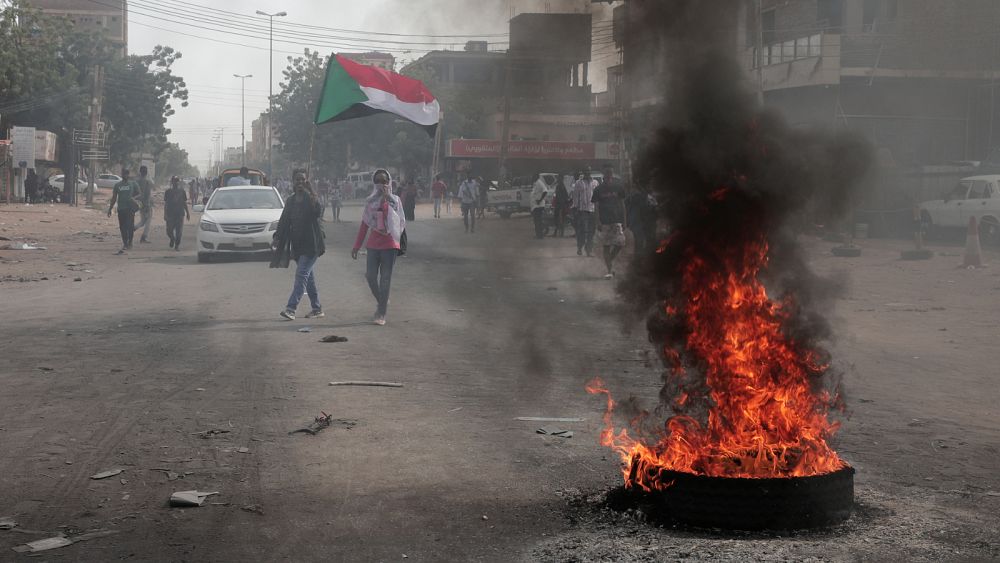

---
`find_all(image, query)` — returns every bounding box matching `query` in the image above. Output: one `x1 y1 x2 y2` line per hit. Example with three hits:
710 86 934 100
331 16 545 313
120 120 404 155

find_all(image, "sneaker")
115 249 125 255
604 272 614 279
577 249 583 256
280 309 295 321
373 316 386 326
168 240 175 249
305 310 325 319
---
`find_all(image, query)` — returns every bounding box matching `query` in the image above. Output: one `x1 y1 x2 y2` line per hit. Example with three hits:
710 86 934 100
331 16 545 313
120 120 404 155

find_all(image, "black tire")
832 245 862 257
978 217 1000 247
197 252 211 263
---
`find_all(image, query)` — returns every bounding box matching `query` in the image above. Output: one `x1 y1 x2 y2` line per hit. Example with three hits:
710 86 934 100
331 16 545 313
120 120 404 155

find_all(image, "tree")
156 142 198 182
271 50 436 181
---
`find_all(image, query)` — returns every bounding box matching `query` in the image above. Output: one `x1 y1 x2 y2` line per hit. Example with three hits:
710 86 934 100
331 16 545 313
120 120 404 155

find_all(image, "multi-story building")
339 52 395 72
739 0 1000 169
29 0 128 54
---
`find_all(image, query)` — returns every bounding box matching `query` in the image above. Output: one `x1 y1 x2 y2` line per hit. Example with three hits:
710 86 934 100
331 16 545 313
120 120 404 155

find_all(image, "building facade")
339 52 395 72
29 0 128 54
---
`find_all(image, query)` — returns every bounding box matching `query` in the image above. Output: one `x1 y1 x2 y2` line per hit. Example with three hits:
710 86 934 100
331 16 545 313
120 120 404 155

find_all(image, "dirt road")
0 203 997 562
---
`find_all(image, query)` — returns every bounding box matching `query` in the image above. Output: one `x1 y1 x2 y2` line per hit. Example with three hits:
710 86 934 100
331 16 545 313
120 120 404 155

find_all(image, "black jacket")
270 191 325 268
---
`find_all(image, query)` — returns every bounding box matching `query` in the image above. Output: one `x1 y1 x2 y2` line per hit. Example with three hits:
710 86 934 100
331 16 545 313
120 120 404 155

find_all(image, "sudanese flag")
314 54 440 136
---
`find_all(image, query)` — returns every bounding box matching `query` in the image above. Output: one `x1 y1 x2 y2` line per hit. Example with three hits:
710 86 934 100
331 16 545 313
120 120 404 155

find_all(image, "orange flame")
588 232 846 490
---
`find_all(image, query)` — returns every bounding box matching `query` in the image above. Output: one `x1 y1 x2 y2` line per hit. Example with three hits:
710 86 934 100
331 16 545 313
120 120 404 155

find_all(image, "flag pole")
307 124 316 178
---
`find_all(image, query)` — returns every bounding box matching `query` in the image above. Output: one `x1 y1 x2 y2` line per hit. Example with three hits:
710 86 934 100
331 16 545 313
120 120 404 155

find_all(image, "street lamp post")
233 73 253 166
256 10 287 182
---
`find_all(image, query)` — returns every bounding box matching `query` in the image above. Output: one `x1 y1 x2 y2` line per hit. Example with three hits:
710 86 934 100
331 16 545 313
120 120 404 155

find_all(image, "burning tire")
610 466 855 531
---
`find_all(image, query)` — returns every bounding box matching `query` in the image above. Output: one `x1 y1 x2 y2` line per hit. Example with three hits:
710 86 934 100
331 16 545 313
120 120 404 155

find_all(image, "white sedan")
194 185 284 263
48 175 90 193
96 173 122 189
920 175 1000 245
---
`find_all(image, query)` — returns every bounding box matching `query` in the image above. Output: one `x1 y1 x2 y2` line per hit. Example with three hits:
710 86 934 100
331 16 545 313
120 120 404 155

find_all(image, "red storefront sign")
448 139 603 160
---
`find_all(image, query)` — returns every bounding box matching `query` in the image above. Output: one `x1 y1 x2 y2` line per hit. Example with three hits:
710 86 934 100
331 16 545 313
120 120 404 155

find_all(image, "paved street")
1 203 999 561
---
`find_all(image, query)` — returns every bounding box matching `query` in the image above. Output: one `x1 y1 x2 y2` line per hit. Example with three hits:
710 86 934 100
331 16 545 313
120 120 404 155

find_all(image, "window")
809 34 823 57
762 10 776 45
817 0 844 30
948 182 971 200
863 0 880 32
968 180 991 200
781 40 795 62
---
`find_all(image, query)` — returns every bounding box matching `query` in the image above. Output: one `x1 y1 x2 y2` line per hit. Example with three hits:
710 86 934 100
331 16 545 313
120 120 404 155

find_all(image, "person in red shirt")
352 169 406 326
431 174 447 218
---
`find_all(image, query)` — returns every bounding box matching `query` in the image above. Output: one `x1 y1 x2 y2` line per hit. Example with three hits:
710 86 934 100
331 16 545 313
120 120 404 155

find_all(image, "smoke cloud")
618 1 873 413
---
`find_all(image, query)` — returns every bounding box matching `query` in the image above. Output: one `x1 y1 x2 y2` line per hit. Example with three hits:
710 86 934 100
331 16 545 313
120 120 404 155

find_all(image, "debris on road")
0 243 46 251
192 429 231 438
297 327 313 333
328 381 403 387
537 428 574 438
237 447 250 454
0 517 16 530
515 417 585 423
320 335 349 343
90 468 124 480
169 490 219 507
447 308 465 312
36 366 54 372
11 529 119 553
289 412 333 436
241 504 264 515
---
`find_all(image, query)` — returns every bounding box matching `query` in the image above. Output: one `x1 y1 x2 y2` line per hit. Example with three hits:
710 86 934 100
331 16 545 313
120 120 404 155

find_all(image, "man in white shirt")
570 169 598 256
457 173 479 233
530 173 549 239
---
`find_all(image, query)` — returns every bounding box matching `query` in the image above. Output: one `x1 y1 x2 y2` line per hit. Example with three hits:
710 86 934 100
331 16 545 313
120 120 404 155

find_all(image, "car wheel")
197 252 211 263
979 217 1000 247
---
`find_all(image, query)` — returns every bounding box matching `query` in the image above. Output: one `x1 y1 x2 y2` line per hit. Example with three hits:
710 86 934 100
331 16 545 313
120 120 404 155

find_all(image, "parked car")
96 173 122 189
920 175 1000 245
194 185 285 263
48 174 90 193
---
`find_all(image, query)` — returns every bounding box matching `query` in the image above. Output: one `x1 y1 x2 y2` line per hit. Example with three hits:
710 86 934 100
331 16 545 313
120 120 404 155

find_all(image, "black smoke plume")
618 1 873 416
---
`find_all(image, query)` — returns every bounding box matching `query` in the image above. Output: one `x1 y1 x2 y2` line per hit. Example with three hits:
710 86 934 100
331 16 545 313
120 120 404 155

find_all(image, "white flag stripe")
359 86 441 127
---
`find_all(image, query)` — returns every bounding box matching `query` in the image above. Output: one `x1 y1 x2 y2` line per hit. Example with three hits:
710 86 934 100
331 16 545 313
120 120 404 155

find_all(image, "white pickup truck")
487 173 572 219
920 175 1000 245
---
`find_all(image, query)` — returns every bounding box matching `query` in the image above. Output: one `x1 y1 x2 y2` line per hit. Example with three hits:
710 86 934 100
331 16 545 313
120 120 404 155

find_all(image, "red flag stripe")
335 54 436 105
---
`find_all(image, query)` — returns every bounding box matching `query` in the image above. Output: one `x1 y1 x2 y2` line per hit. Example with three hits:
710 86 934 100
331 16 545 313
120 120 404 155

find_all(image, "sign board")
34 130 58 162
447 139 621 161
11 126 36 170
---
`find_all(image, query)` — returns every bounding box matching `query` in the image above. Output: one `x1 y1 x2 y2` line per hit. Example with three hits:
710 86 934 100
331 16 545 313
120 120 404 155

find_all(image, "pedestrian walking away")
164 176 190 251
592 165 628 278
352 169 406 326
458 173 478 233
531 173 549 240
25 169 39 204
132 165 155 243
271 171 326 321
108 168 140 253
477 176 489 219
431 174 447 218
570 169 597 256
330 181 343 222
402 179 418 222
553 175 571 238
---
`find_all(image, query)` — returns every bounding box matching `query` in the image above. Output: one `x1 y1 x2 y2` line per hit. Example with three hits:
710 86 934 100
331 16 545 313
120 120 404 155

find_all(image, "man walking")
330 180 343 222
530 173 549 239
570 169 597 256
133 165 155 243
271 172 325 321
107 168 140 254
164 176 189 251
458 173 479 233
477 176 489 219
431 174 447 218
592 166 628 279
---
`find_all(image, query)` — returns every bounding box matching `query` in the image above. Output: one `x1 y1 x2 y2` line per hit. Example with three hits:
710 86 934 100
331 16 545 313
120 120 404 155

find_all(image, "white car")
96 173 122 189
920 175 1000 245
49 174 90 193
194 186 284 263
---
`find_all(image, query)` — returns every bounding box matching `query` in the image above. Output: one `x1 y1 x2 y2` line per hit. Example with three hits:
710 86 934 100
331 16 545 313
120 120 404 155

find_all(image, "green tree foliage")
271 50 441 181
156 142 198 181
0 1 191 174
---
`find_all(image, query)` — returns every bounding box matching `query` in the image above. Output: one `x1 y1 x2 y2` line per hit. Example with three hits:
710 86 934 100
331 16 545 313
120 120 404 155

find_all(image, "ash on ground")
525 486 1000 562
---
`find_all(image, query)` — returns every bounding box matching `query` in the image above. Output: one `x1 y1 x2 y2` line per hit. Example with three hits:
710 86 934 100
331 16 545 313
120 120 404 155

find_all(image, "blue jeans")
286 254 321 312
366 249 397 316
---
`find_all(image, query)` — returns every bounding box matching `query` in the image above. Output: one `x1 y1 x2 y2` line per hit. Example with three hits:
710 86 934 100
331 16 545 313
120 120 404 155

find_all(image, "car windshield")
208 189 282 210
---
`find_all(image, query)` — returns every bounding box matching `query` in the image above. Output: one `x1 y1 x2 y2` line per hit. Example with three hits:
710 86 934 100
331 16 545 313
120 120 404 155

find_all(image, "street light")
233 73 253 166
256 10 287 181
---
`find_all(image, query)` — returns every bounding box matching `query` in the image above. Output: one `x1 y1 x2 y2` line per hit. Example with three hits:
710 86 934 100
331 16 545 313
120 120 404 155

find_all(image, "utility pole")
498 50 514 183
256 10 287 182
233 74 252 166
86 64 104 205
755 0 765 106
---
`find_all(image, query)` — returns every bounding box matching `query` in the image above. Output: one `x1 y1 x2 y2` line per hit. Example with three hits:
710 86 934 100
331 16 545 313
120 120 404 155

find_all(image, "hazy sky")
126 0 614 173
